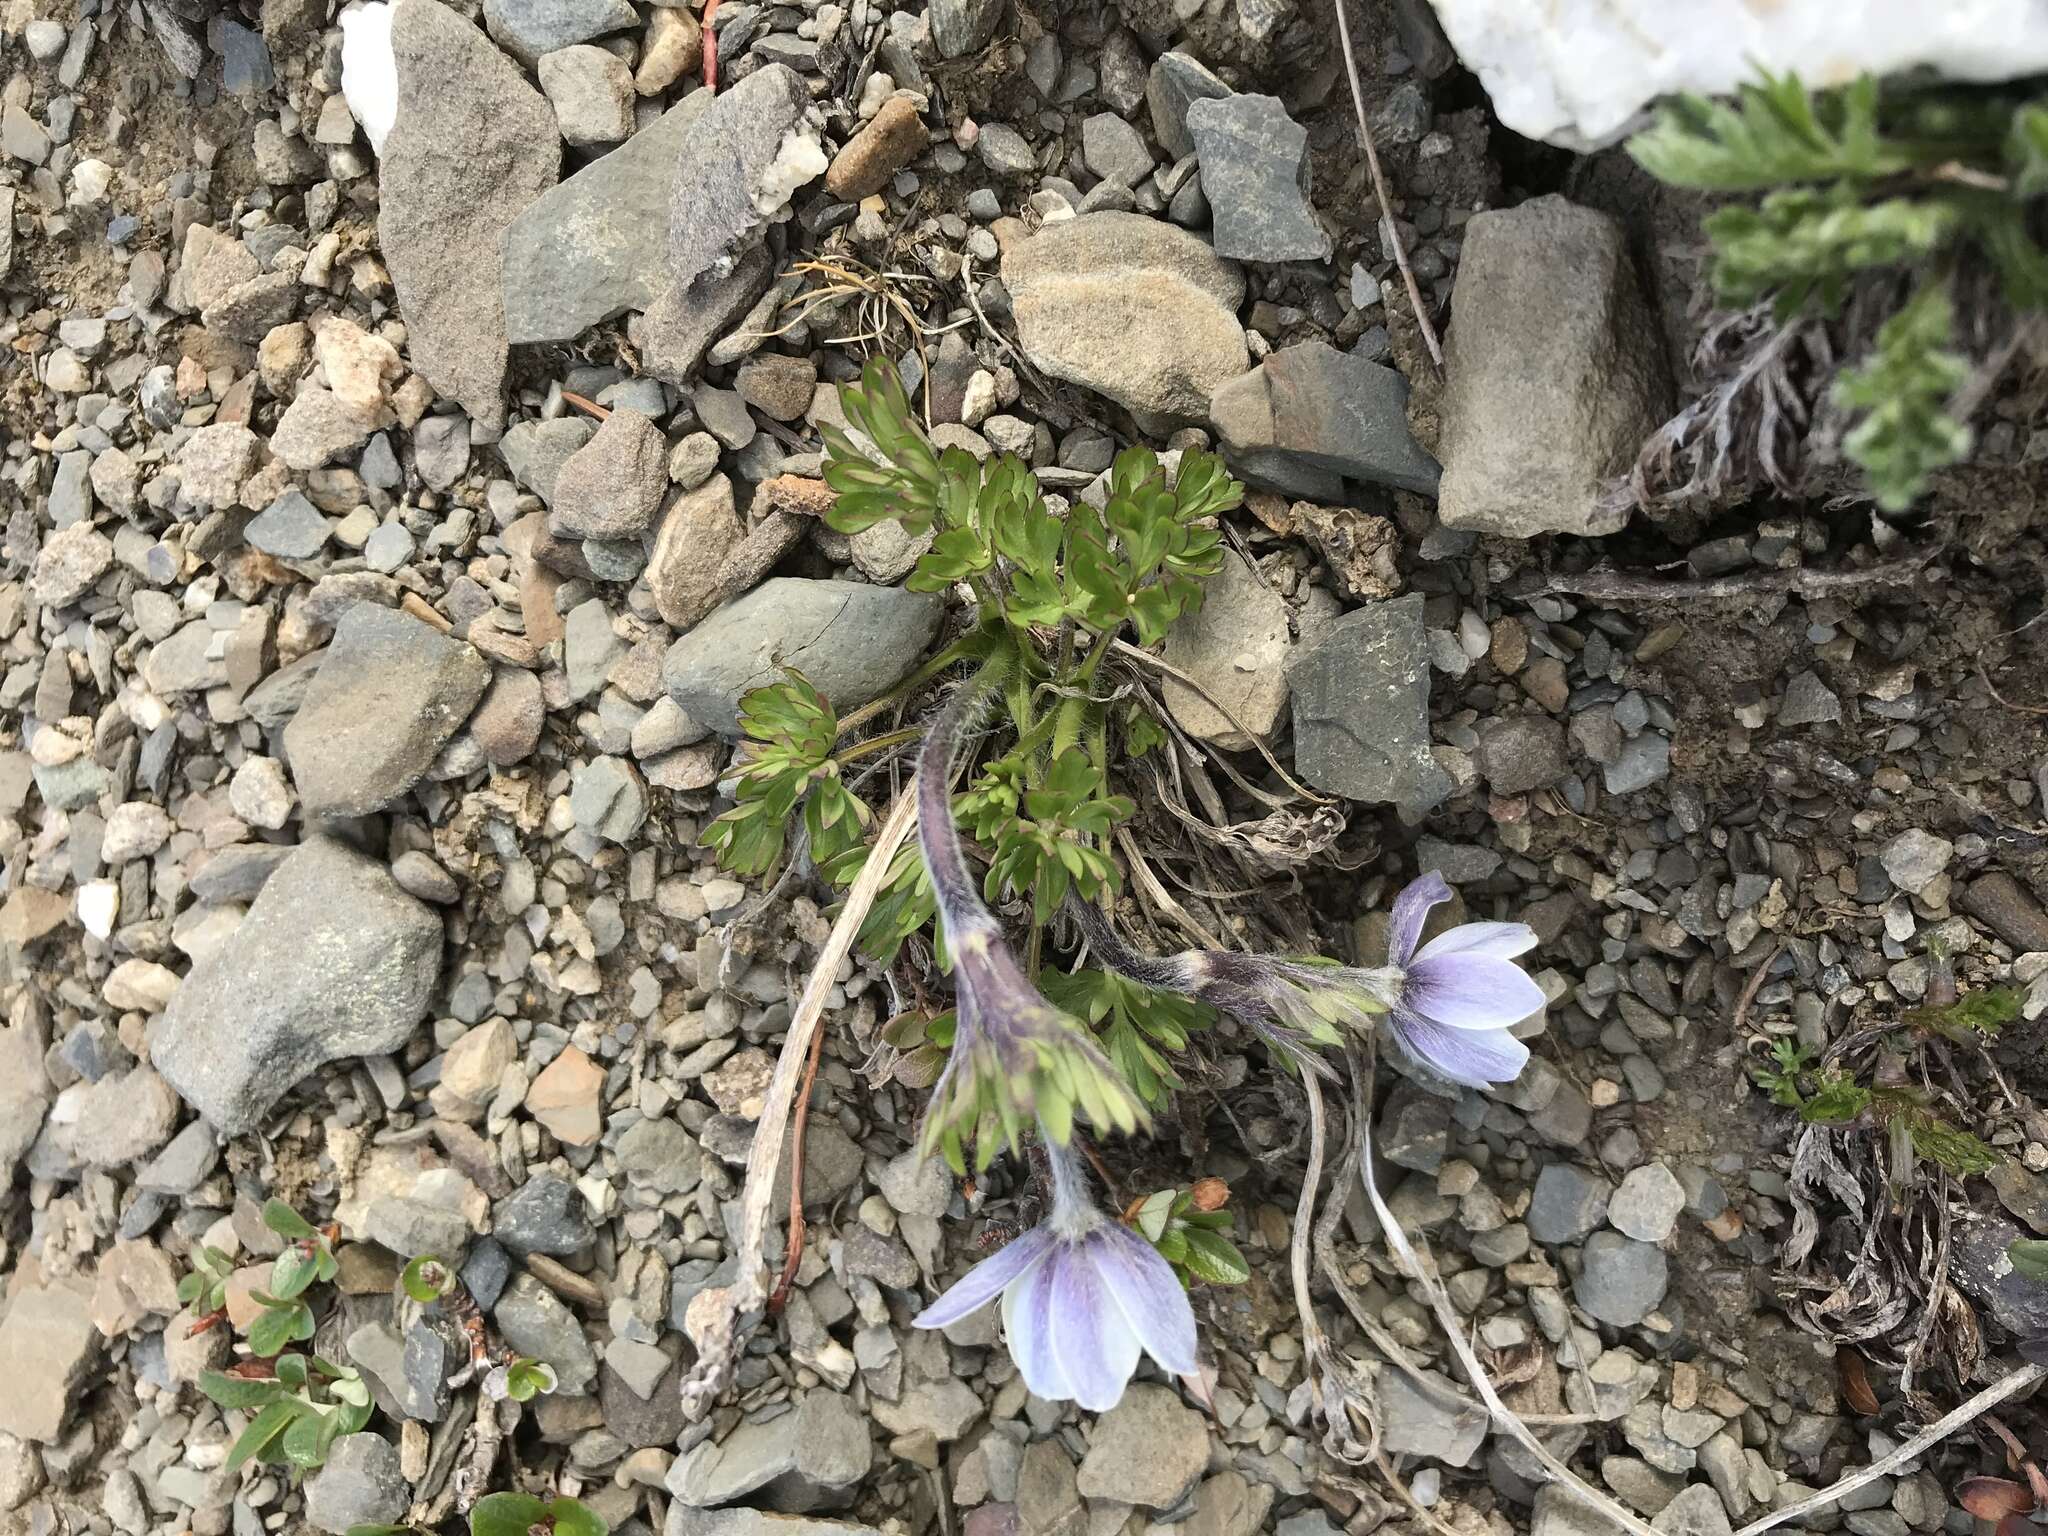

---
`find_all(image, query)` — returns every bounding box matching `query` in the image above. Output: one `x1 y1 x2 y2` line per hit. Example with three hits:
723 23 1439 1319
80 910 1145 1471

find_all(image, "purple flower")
1068 874 1542 1091
914 1144 1196 1411
1380 871 1544 1089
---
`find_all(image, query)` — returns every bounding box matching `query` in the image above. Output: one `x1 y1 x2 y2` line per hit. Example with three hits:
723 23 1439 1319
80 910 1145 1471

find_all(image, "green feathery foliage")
1630 69 2048 510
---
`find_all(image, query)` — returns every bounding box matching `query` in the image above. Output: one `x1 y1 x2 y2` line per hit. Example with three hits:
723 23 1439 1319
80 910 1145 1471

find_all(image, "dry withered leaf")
1957 1477 2035 1521
1837 1346 1880 1415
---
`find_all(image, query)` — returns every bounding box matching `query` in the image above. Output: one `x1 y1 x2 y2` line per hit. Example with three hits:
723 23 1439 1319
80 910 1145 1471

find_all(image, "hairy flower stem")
914 656 1012 942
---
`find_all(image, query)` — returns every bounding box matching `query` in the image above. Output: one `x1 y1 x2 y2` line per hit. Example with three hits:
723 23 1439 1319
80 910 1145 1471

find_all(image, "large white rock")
1427 0 2048 147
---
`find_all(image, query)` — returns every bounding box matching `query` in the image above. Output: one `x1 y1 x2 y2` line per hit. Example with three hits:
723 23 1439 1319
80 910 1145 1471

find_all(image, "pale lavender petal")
1002 1250 1072 1402
913 1226 1055 1330
1050 1239 1142 1412
1412 921 1538 965
1405 954 1547 1032
1092 1223 1198 1375
1392 1013 1530 1087
1387 873 1450 967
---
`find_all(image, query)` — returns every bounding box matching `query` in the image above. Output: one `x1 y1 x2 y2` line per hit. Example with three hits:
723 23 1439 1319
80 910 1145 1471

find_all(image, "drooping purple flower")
913 1141 1196 1411
917 680 1145 1167
1378 871 1543 1088
1068 873 1542 1090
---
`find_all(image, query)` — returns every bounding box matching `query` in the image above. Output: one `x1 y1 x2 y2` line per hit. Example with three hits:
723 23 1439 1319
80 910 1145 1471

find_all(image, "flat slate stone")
1288 593 1451 812
503 91 711 344
379 0 558 429
282 603 490 819
151 837 441 1136
1186 92 1331 262
1210 340 1440 498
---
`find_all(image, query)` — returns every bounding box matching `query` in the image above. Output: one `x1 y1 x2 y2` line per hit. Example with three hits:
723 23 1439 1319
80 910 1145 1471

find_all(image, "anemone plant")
699 358 1551 1413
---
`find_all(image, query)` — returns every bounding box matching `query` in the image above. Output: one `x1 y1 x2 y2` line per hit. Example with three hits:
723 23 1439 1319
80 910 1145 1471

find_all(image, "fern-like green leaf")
1628 72 1919 191
1833 284 1973 512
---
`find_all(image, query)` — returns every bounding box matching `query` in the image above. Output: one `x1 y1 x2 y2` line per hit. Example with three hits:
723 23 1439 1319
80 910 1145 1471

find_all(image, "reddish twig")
702 0 722 92
769 1017 830 1315
559 389 610 421
186 1307 229 1337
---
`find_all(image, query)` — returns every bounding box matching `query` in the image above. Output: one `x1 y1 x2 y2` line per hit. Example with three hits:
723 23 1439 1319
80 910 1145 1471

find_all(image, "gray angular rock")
1210 341 1439 498
667 1389 872 1512
663 578 943 736
1779 669 1841 727
929 0 1002 58
639 66 819 383
538 43 633 146
484 0 636 64
1147 49 1231 160
1575 1231 1669 1326
1527 1163 1612 1245
1609 1163 1685 1242
1075 1385 1207 1509
618 1116 703 1195
646 474 745 631
551 407 667 539
31 522 113 608
570 755 648 843
364 1196 473 1258
1379 1363 1488 1466
1082 111 1154 186
1003 212 1247 421
245 489 331 560
1654 1484 1734 1536
0 1279 98 1443
505 92 710 344
1287 594 1451 812
282 604 490 818
380 0 558 430
1161 548 1290 750
1187 93 1331 261
1437 195 1672 537
151 838 441 1135
303 1434 408 1535
1881 829 1952 895
494 1273 598 1393
495 1173 596 1255
1476 714 1569 795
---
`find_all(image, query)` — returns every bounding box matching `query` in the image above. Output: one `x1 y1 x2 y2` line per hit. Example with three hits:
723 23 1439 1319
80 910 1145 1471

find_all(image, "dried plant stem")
1532 555 1930 606
1734 938 1788 1036
1735 1363 2044 1536
676 790 919 1418
1364 1108 2042 1536
769 1014 832 1314
1360 1119 1666 1536
1331 0 1443 370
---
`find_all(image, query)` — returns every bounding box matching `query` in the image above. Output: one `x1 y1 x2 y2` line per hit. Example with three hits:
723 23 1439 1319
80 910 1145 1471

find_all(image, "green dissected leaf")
1043 967 1212 1110
2010 1238 2048 1284
909 525 995 591
262 1199 316 1241
1703 187 1960 315
1908 1115 1998 1177
1797 1073 1872 1125
821 359 943 536
1834 284 1973 512
227 1400 299 1471
823 836 935 965
200 1371 283 1411
1906 985 2024 1040
804 779 872 866
270 1246 319 1301
1628 71 1919 191
248 1299 315 1359
470 1493 551 1536
1180 1227 1251 1286
1121 705 1167 758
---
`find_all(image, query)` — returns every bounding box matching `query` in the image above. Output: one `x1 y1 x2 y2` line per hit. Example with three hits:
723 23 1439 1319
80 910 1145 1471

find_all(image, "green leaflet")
1833 285 1973 512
